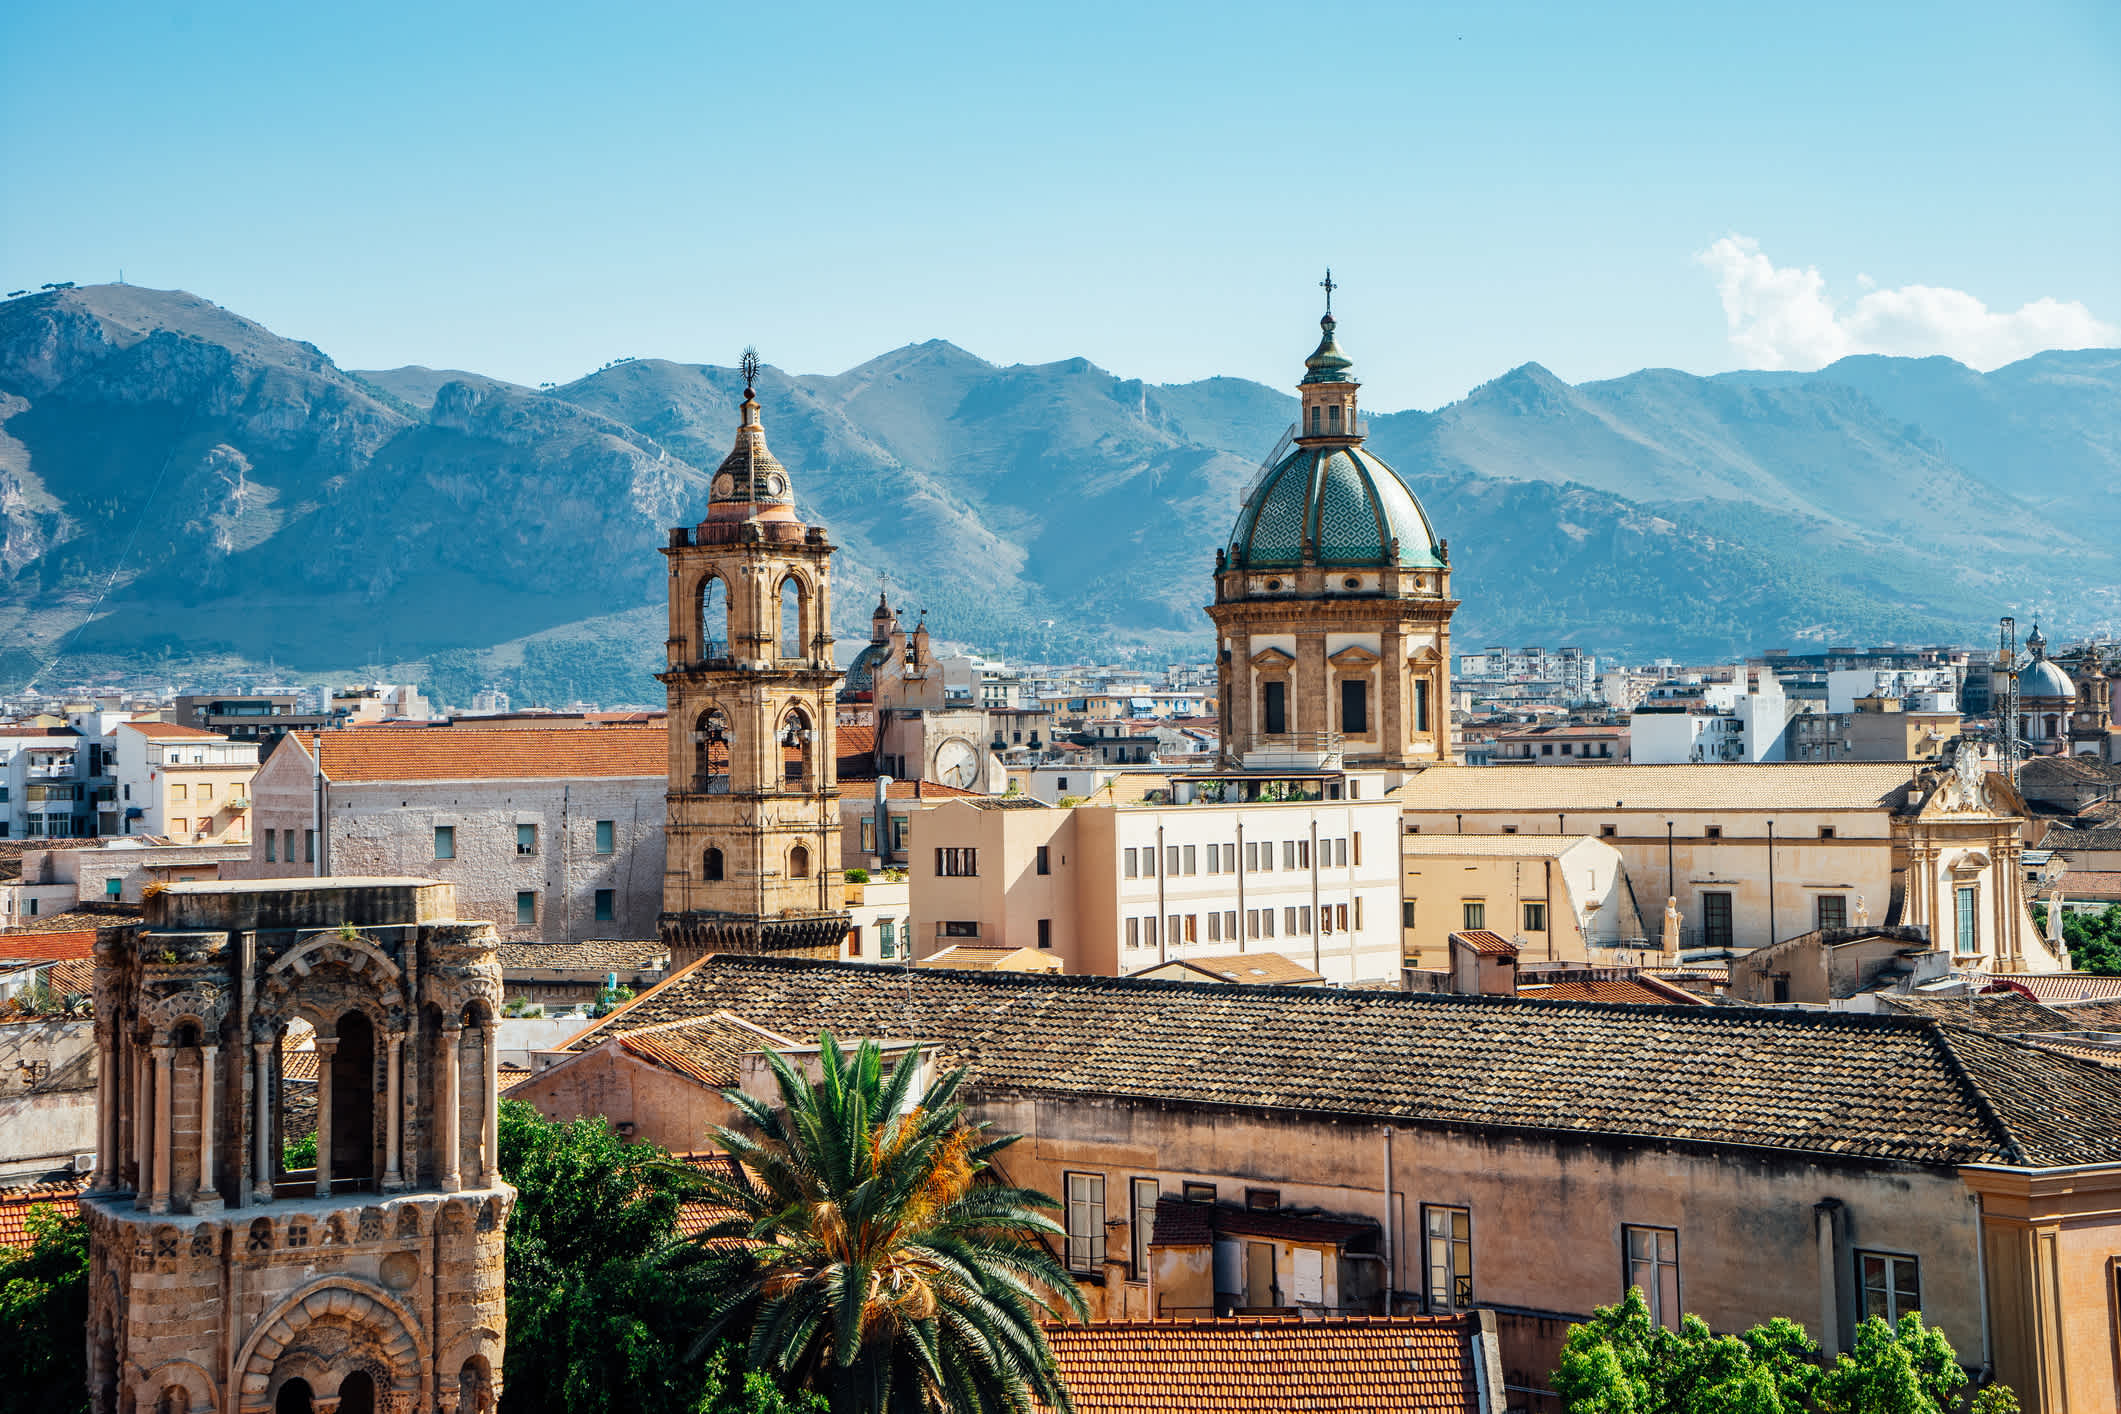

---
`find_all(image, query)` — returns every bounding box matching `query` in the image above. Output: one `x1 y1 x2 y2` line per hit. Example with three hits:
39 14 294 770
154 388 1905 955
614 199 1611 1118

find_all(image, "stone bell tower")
82 877 511 1414
658 349 848 965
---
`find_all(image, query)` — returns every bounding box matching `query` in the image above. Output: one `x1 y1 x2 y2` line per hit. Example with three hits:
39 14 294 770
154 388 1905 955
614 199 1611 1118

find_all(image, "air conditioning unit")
73 1152 96 1174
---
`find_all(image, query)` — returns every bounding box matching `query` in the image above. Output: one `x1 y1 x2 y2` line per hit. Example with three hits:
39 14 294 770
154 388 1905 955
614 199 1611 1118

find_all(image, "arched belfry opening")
657 346 850 964
699 575 730 661
328 1010 375 1191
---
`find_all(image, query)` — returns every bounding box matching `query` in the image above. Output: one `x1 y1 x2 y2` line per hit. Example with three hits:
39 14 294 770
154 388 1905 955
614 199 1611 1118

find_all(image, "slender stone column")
132 1041 151 1207
252 1040 275 1201
149 1042 174 1214
314 1037 337 1199
441 1021 464 1192
384 1031 405 1190
93 1041 116 1191
195 1043 221 1211
480 1021 500 1185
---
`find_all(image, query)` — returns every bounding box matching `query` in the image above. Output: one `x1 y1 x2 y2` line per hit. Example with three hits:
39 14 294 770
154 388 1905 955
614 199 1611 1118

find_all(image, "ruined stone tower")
83 877 510 1414
657 352 848 965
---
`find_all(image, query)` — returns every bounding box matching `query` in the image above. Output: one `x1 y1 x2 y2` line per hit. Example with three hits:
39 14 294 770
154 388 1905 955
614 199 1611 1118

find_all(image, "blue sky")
4 0 2117 410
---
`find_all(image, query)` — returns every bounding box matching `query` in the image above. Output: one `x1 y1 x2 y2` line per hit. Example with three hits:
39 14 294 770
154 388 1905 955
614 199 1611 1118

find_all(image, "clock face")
936 739 979 790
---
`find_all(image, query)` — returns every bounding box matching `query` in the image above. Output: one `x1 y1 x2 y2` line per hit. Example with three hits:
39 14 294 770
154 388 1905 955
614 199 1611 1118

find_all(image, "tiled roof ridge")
1046 1312 1470 1329
690 953 1950 1029
1925 1022 2030 1167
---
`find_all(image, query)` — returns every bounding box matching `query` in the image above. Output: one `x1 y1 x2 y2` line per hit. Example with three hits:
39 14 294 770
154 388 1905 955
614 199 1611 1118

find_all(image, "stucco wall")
0 1017 98 1178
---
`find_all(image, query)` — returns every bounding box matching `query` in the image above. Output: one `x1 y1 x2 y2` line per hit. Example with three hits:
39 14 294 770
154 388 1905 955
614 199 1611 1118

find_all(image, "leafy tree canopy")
2032 901 2121 976
0 1203 91 1414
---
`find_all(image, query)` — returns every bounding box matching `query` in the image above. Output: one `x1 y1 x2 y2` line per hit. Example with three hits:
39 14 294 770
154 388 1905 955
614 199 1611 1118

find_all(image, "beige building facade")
1400 834 1650 970
1397 754 2062 971
908 790 1404 983
82 878 510 1414
658 362 847 964
114 721 258 844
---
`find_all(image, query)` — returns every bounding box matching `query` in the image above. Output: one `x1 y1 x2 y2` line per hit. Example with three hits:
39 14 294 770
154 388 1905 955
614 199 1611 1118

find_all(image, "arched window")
780 705 814 790
274 1378 314 1414
336 1372 376 1414
699 576 730 661
780 577 804 660
703 847 725 882
694 708 730 794
789 844 811 879
1309 405 1321 434
330 1011 376 1189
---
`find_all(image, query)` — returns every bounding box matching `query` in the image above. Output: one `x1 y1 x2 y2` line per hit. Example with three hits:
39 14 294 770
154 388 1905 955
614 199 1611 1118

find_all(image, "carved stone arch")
233 1276 429 1414
438 1332 504 1413
422 976 501 1025
394 1204 425 1240
265 933 405 988
140 984 230 1044
133 1358 218 1414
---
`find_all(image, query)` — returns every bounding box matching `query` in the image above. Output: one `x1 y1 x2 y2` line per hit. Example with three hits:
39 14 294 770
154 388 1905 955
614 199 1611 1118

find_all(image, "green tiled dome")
1227 444 1444 570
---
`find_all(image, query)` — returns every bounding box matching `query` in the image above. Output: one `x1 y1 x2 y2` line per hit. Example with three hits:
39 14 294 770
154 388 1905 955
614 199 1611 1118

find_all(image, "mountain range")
2 284 2116 705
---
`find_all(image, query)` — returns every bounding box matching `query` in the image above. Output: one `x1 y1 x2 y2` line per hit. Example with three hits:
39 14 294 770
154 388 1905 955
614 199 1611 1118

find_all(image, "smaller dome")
1301 314 1355 386
2021 659 2077 701
843 639 890 695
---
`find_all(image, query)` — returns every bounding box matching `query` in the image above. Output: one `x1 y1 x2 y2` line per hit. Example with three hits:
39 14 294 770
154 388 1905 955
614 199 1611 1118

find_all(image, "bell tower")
658 349 848 965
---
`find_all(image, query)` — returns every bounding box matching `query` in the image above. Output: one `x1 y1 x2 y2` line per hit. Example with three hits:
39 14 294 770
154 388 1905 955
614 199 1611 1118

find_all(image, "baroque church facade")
657 355 850 965
1211 302 1458 772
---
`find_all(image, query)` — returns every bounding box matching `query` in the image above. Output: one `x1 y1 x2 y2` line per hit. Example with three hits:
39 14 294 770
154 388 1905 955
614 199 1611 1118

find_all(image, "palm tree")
687 1033 1087 1413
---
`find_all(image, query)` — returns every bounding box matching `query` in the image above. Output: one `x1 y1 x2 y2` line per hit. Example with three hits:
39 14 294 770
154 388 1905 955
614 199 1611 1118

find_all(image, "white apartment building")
0 726 87 840
1825 668 1958 715
112 721 259 842
1629 670 1788 764
910 787 1404 984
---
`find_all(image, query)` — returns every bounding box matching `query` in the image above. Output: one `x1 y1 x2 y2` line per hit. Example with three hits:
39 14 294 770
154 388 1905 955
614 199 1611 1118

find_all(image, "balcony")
25 762 76 781
1241 732 1344 772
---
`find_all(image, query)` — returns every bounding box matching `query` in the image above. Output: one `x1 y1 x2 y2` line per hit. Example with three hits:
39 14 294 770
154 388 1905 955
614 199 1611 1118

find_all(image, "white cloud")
1695 235 2118 371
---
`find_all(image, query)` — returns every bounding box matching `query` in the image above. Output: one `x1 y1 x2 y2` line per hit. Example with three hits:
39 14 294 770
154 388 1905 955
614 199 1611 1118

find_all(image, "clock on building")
935 738 980 790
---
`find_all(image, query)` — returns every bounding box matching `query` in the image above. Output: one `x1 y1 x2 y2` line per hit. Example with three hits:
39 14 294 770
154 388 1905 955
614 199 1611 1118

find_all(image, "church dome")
1227 443 1444 569
2021 659 2077 701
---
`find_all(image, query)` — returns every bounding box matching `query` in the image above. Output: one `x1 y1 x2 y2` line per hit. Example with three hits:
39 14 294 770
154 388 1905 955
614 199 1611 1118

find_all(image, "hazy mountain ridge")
1 283 2114 702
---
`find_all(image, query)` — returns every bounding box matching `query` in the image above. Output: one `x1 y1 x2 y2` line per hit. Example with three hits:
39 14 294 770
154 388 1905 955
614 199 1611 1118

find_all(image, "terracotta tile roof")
2051 828 2121 851
671 1153 748 1243
1398 763 1921 812
2019 1036 2121 1069
916 945 1062 972
0 1175 88 1251
0 928 101 960
608 1013 799 1088
496 940 669 974
1452 930 1518 957
1040 1314 1480 1414
1517 978 1705 1005
1998 973 2121 1003
578 956 2121 1167
2050 871 2121 898
279 1050 320 1084
1132 953 1324 986
837 723 878 780
498 1063 533 1094
42 958 96 996
295 725 666 782
117 720 227 739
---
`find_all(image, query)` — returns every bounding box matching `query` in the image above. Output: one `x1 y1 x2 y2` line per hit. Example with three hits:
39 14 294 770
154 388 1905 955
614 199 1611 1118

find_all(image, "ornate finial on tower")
741 346 760 396
1320 268 1337 316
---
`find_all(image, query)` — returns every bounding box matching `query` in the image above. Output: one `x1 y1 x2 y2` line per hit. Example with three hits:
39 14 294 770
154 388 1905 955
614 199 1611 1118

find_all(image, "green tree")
691 1034 1087 1413
2032 901 2121 976
0 1203 91 1414
498 1100 821 1414
1814 1314 1965 1414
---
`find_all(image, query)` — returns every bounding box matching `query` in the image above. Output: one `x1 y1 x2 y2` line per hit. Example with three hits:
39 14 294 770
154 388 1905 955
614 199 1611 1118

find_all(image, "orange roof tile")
1452 930 1518 957
118 720 227 739
298 725 665 782
0 929 101 960
0 1176 87 1252
837 722 879 780
1517 978 1706 1005
1040 1315 1480 1413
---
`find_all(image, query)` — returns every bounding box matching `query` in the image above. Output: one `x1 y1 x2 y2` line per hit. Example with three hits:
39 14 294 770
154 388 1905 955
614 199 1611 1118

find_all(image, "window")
1956 885 1978 954
1182 1181 1216 1203
1037 918 1052 950
1300 839 1311 868
595 820 615 855
172 783 188 801
517 824 538 856
1284 906 1298 934
1246 1187 1281 1210
1352 833 1362 866
1702 892 1733 951
704 847 725 881
594 889 615 922
1183 845 1196 875
1262 681 1287 735
1124 848 1138 879
943 920 980 938
779 577 804 659
1704 826 1723 840
1462 900 1486 930
1036 846 1050 876
1415 680 1431 733
304 830 316 863
1225 909 1237 938
1425 1205 1473 1311
171 818 189 834
1283 840 1296 870
1168 914 1181 943
198 783 212 802
1246 909 1260 938
1207 912 1222 942
789 845 811 878
516 891 536 927
1817 895 1847 931
106 876 122 898
1057 777 1069 791
1625 1226 1681 1330
1223 843 1237 872
1184 914 1198 943
264 832 276 862
1403 901 1416 928
1127 917 1141 949
1819 826 1836 840
1341 679 1368 734
434 825 455 860
1245 842 1259 872
1322 908 1335 935
935 848 978 877
1523 901 1547 932
1131 1178 1159 1276
1206 845 1220 876
1858 1251 1920 1323
1542 744 1554 756
880 918 897 959
1262 909 1276 938
283 829 295 862
1601 824 1618 837
1143 847 1157 876
891 816 910 852
1065 1173 1106 1273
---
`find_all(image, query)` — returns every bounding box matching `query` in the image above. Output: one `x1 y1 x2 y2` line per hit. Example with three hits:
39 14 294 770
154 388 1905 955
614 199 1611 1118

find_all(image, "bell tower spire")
1297 270 1361 444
